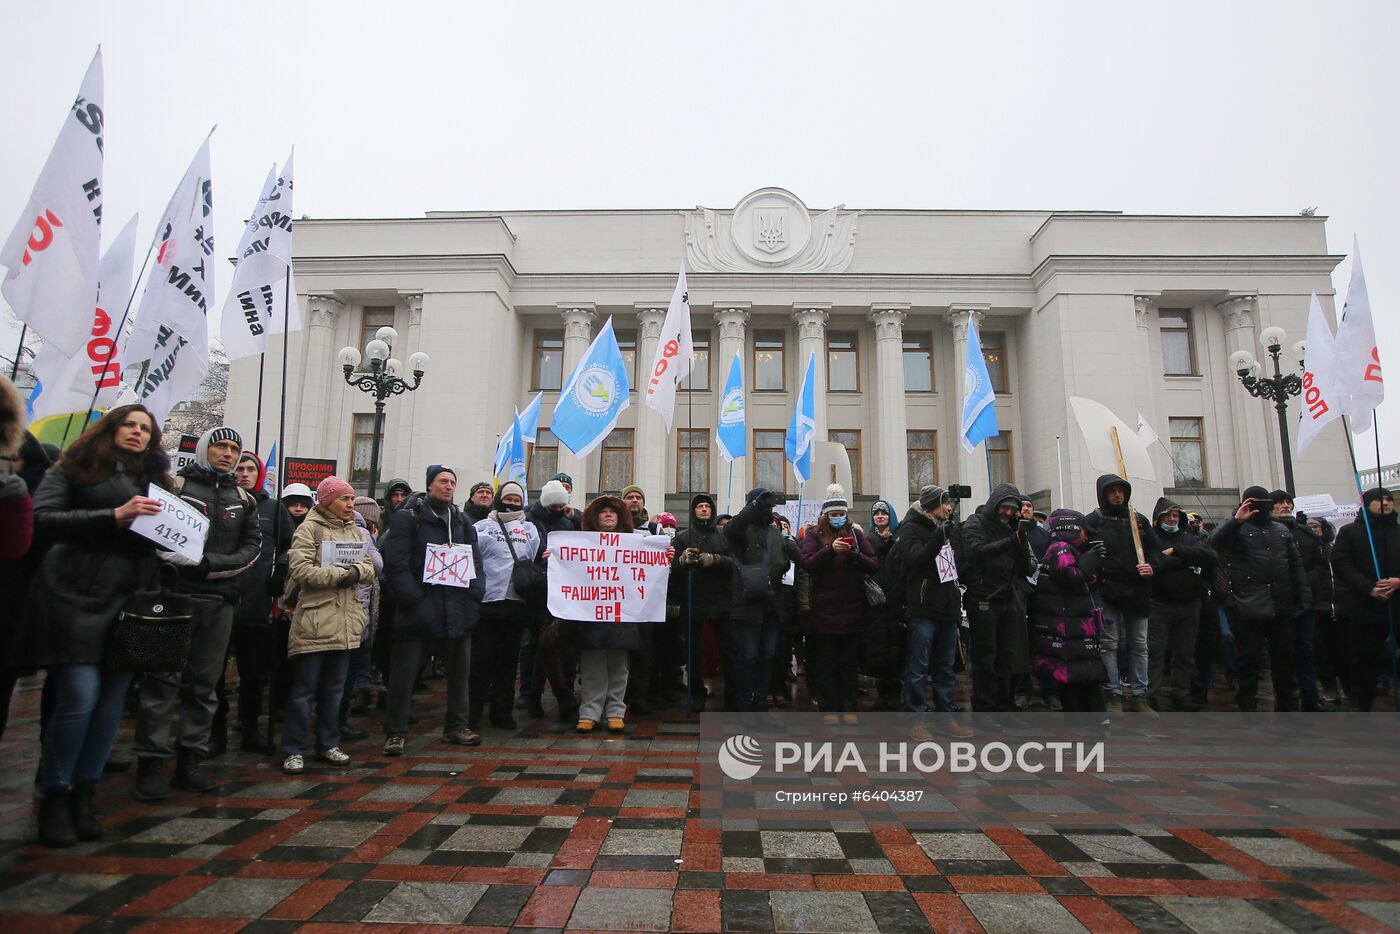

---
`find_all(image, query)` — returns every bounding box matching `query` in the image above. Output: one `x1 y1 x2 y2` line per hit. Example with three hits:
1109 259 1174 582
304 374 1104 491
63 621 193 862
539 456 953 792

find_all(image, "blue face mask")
829 516 848 529
1160 523 1179 534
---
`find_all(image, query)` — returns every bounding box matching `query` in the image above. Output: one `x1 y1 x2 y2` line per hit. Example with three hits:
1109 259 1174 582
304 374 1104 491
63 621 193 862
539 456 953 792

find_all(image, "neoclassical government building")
225 187 1357 519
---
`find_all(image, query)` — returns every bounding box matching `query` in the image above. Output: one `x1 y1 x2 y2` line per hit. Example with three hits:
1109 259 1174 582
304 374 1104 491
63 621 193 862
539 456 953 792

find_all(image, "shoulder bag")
107 565 194 673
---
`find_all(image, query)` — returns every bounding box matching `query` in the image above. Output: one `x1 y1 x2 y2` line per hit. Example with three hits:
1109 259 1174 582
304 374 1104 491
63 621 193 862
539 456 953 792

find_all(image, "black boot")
70 782 102 841
38 790 76 848
527 693 546 720
240 723 272 754
173 749 216 793
133 757 170 802
557 692 580 722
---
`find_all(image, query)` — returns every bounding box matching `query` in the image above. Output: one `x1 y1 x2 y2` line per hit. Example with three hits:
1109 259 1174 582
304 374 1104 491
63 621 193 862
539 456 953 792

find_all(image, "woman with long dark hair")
26 404 170 847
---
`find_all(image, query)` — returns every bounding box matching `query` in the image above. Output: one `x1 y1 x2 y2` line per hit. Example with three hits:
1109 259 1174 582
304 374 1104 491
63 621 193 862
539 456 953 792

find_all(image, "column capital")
714 305 750 342
306 294 345 328
868 303 909 341
792 304 831 341
557 303 596 341
1133 294 1157 329
947 304 989 341
401 292 424 326
1216 295 1258 331
635 305 667 339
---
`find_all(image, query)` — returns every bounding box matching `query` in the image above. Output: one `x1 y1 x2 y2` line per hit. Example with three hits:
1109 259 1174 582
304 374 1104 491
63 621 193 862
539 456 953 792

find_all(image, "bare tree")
163 343 230 440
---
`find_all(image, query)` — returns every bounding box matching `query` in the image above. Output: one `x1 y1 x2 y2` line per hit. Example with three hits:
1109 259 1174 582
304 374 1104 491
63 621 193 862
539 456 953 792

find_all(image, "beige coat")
287 506 376 658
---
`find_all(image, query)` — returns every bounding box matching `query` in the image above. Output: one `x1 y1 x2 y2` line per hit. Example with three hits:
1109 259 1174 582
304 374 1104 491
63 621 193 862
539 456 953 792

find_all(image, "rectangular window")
616 329 637 386
681 330 710 391
359 308 396 370
532 329 565 391
601 428 634 493
678 429 709 492
754 330 785 391
753 429 788 493
1170 417 1206 487
827 331 859 392
982 330 1009 393
350 414 376 486
907 431 938 498
829 429 861 494
903 333 934 392
988 431 1014 487
527 428 558 491
1159 309 1197 376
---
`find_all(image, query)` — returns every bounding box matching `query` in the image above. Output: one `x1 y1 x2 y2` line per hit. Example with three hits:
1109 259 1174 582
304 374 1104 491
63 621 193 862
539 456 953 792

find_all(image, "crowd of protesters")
2 373 1397 848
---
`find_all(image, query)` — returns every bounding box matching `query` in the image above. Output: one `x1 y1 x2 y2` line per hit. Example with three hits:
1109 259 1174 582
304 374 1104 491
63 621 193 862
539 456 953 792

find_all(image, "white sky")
2 0 1397 465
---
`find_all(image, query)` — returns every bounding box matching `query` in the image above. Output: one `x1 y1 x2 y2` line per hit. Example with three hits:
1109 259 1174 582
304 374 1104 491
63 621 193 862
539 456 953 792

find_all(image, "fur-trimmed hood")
0 374 23 457
582 494 634 533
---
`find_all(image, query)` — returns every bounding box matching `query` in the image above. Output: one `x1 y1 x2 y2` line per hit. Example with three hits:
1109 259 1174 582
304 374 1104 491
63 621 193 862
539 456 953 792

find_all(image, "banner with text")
131 483 209 562
546 531 671 623
284 457 336 490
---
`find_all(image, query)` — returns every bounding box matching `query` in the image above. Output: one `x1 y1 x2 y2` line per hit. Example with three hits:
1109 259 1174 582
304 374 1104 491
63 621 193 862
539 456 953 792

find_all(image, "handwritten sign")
322 540 368 568
546 531 672 623
423 543 475 588
937 542 958 584
131 483 209 562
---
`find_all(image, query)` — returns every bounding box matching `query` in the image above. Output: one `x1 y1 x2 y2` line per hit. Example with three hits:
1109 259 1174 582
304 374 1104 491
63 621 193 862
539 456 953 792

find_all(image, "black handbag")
1229 587 1275 621
498 518 546 606
108 567 194 673
738 530 774 600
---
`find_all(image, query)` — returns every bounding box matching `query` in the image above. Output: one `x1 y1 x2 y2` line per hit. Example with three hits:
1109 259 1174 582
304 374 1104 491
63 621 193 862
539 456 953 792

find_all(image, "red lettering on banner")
1302 372 1329 419
84 305 121 388
1365 347 1383 383
599 533 620 547
20 209 63 266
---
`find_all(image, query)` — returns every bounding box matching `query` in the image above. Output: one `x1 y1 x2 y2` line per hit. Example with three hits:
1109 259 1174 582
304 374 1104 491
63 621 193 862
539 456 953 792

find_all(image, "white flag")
1135 413 1159 449
1298 292 1343 456
0 50 105 357
127 136 215 423
1334 238 1385 432
643 264 694 431
29 213 138 419
220 150 299 359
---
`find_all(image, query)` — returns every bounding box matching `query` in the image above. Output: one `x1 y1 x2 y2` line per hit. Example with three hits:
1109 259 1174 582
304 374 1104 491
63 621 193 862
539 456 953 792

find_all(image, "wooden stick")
1109 426 1146 564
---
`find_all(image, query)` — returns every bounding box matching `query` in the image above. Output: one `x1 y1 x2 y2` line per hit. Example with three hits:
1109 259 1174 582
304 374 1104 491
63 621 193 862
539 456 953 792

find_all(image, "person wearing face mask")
1331 487 1399 711
132 426 262 802
1209 486 1311 711
800 485 880 717
1146 497 1216 711
280 483 315 527
673 493 735 712
724 488 790 711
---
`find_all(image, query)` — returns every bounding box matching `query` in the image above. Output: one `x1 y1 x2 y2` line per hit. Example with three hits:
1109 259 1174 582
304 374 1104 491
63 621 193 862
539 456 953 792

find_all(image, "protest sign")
322 540 368 568
775 499 821 532
284 457 336 489
547 531 672 623
423 543 475 588
131 483 209 562
173 434 198 473
1294 493 1360 528
937 542 958 584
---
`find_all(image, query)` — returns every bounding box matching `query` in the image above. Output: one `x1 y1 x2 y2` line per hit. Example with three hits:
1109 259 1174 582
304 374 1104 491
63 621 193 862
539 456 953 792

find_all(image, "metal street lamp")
337 326 429 500
1229 325 1304 496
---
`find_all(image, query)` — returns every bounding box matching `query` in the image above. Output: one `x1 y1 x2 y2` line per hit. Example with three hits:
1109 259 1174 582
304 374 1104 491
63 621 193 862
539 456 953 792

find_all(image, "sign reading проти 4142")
546 531 672 623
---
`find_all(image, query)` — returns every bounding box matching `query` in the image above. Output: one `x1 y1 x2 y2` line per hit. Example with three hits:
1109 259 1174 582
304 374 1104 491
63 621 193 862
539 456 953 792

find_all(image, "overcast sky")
3 0 1397 465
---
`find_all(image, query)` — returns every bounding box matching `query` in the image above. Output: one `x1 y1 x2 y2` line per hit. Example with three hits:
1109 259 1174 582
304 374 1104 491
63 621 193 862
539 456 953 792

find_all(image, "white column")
633 304 668 509
396 293 424 484
792 304 830 453
302 294 343 462
556 303 595 507
714 304 750 514
1218 296 1272 491
949 305 991 509
869 303 910 504
1134 295 1169 487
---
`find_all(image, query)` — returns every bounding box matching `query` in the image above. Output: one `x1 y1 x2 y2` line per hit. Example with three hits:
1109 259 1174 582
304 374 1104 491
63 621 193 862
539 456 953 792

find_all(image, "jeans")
281 650 350 756
578 648 629 721
727 613 779 712
385 636 471 736
37 665 134 793
1294 612 1320 705
1230 609 1299 711
904 616 959 712
1148 598 1200 703
1100 602 1149 698
134 595 235 759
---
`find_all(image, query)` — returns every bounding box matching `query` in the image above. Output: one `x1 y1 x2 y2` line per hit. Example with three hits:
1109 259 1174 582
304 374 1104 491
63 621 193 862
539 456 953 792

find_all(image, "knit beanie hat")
541 479 569 506
317 476 355 506
1269 489 1293 505
353 496 380 526
426 464 457 487
497 480 525 503
1048 508 1086 541
549 472 574 487
468 481 492 498
820 483 849 516
620 484 645 502
1363 487 1392 509
238 451 267 491
655 512 677 528
195 426 243 473
918 484 948 511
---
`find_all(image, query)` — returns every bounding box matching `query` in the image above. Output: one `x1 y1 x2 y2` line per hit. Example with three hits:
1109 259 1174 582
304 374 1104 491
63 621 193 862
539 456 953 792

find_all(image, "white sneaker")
319 747 351 766
282 754 304 774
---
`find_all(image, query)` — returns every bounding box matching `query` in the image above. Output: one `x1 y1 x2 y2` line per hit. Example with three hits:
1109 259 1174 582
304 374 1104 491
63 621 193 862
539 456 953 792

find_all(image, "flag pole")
1109 426 1146 564
686 353 695 719
1341 415 1397 711
272 274 292 574
1055 434 1064 508
7 325 25 381
253 353 266 453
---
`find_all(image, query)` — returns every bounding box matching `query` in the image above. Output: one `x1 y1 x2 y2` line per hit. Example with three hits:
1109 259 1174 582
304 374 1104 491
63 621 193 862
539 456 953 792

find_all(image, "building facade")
225 187 1356 519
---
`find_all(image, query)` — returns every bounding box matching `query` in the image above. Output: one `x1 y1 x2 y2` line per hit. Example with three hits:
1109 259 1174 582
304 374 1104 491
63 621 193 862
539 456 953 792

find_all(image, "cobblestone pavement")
1 675 1398 932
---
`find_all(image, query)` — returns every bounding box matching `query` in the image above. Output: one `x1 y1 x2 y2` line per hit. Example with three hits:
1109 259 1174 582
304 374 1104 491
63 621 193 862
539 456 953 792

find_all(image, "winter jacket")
1331 502 1400 623
1032 538 1109 686
862 524 905 680
382 493 485 641
800 525 879 636
25 462 166 666
672 493 736 620
959 482 1036 604
570 495 642 652
1307 520 1342 618
1210 513 1311 618
1278 516 1326 614
474 510 543 604
1149 497 1215 603
900 507 963 622
527 499 581 545
234 489 294 626
0 475 34 669
724 497 790 626
170 463 262 601
286 506 376 657
1082 474 1164 613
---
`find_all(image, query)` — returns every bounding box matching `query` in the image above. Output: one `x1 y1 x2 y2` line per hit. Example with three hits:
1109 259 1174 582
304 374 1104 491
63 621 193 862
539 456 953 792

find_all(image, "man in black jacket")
673 493 735 712
724 488 788 712
901 486 965 718
134 426 261 800
1209 485 1311 711
1331 487 1399 711
959 483 1037 712
1271 490 1329 710
1147 497 1216 711
1083 475 1163 714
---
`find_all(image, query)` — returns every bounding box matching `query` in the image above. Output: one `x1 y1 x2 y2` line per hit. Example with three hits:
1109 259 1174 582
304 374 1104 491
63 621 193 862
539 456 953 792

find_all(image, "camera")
947 484 973 501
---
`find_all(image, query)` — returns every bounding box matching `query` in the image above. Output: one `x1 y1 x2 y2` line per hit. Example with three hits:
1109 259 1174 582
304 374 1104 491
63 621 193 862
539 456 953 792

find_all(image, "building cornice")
1030 254 1344 291
292 254 518 279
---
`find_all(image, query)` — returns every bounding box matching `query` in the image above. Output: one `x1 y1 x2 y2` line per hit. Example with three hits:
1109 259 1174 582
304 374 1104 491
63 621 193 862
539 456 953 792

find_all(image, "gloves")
680 547 701 567
698 552 716 569
337 565 361 587
1078 541 1107 576
158 549 200 567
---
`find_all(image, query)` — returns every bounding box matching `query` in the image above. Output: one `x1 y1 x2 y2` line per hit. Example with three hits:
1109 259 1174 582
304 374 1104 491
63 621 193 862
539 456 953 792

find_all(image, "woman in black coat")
27 405 171 847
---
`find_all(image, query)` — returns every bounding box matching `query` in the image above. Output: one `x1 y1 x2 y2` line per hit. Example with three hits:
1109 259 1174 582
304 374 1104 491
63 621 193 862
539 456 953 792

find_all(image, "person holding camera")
724 488 790 712
899 485 965 718
1146 498 1216 711
1209 485 1310 711
959 483 1038 712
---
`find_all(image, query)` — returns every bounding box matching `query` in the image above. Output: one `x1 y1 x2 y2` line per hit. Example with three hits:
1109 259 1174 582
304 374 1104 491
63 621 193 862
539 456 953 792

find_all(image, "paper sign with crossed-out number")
423 543 475 588
130 483 209 563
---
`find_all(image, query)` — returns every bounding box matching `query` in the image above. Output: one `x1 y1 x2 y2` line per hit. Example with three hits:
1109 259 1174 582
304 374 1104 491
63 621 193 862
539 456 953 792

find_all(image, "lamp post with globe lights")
337 325 429 500
1229 325 1306 496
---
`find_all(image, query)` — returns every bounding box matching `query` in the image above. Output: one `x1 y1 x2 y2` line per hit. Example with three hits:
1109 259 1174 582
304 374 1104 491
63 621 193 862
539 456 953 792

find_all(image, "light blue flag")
716 351 746 463
518 391 543 444
507 409 528 495
492 419 514 488
262 442 278 496
961 320 1000 452
550 317 631 458
785 352 816 485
